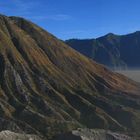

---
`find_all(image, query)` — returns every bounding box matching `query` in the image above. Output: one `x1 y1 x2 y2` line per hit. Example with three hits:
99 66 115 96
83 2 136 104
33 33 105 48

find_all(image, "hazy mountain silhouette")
66 32 140 69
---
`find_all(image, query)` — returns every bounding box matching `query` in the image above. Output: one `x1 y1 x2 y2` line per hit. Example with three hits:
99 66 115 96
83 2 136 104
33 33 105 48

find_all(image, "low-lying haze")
117 70 140 83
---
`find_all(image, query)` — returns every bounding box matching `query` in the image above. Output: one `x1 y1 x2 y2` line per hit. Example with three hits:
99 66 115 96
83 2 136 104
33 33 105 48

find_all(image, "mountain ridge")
0 14 140 139
66 31 140 69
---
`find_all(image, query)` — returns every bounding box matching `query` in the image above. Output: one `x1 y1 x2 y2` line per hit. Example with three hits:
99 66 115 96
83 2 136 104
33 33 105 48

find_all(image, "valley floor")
116 70 140 83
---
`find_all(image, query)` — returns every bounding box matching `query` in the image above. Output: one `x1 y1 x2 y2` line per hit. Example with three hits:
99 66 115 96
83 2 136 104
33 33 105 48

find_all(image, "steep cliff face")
0 14 140 139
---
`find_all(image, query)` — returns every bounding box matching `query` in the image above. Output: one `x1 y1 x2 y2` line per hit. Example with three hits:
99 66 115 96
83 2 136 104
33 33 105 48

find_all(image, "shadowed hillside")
0 14 140 139
66 32 140 69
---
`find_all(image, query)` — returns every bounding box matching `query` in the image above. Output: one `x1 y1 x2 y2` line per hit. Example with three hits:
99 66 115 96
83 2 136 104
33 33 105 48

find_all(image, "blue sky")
0 0 140 40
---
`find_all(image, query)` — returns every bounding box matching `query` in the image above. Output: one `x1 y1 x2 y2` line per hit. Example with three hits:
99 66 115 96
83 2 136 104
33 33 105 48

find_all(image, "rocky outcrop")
0 130 43 140
53 129 135 140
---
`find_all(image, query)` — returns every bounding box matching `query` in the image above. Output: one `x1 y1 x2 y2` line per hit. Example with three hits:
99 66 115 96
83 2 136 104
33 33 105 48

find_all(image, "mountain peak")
103 33 119 39
106 32 116 36
133 31 140 36
0 14 140 139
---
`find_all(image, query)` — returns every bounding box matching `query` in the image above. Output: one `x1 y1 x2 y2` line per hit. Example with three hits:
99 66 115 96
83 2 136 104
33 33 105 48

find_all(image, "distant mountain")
66 32 140 69
0 14 140 139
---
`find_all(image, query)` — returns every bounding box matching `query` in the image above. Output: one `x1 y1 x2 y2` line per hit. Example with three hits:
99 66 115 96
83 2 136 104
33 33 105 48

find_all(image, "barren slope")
0 14 140 139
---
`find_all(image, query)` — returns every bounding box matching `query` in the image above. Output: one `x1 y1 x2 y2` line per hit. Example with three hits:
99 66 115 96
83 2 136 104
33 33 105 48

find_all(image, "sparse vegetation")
0 15 140 139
